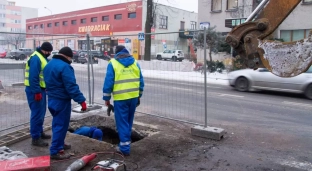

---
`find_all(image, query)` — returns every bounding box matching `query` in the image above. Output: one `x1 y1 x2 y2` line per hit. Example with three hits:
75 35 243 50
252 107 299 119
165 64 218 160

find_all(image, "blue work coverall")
25 48 48 140
43 55 86 155
103 48 144 155
74 126 103 141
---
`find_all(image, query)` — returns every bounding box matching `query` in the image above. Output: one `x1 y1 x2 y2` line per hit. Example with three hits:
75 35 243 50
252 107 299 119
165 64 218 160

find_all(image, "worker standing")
25 42 53 147
103 45 144 156
44 47 87 160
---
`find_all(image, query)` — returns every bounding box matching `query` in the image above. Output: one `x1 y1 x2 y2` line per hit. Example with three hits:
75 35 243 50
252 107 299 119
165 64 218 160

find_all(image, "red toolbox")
0 156 50 171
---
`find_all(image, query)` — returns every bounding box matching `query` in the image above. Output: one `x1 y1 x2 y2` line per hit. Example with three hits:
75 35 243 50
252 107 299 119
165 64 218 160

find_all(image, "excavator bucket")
226 0 312 77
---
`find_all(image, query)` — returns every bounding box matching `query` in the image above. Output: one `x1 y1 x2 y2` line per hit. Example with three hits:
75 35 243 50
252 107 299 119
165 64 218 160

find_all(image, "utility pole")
144 0 153 61
44 7 53 45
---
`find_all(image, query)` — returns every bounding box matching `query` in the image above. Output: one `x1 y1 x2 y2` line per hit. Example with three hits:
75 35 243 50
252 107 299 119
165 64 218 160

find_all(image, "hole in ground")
97 126 146 145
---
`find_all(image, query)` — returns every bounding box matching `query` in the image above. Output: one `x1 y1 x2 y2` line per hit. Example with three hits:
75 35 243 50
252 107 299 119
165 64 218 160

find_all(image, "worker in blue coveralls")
24 42 53 147
73 126 103 141
103 45 144 156
44 47 87 160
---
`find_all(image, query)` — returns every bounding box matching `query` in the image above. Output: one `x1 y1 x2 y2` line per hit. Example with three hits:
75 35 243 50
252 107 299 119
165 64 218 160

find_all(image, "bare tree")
193 26 225 63
144 0 154 61
1 31 26 50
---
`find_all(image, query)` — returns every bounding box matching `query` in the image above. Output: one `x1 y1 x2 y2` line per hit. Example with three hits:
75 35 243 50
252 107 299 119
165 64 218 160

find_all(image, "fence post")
33 39 36 51
203 27 208 128
86 34 92 105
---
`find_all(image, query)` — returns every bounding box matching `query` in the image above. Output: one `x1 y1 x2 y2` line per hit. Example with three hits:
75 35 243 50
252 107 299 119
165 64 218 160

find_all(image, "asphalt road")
1 61 311 138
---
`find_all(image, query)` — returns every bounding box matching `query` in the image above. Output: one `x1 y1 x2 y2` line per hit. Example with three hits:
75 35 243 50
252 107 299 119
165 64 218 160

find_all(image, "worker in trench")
70 126 104 141
24 42 53 147
44 47 87 160
102 45 144 156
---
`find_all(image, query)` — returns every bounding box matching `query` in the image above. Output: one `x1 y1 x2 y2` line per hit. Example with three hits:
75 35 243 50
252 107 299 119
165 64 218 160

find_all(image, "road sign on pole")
138 33 144 41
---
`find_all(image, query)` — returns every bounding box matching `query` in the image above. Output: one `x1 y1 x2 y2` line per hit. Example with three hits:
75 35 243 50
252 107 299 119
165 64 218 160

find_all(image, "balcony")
179 29 196 39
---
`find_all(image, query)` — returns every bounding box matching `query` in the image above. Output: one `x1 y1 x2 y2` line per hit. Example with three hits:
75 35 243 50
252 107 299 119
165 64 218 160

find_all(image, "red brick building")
26 1 143 56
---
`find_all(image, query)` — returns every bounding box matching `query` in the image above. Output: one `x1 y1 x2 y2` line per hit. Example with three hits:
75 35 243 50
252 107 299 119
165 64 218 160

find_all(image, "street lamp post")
44 7 53 46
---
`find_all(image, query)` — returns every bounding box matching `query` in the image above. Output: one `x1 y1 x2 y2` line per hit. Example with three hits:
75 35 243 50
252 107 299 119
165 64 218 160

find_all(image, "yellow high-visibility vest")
110 58 140 101
24 51 47 88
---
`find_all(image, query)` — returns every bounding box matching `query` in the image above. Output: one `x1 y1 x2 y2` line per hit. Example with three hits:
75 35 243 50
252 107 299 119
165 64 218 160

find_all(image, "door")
252 68 283 89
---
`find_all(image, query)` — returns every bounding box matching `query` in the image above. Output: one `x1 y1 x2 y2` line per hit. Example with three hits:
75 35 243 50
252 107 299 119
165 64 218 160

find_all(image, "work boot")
64 144 71 150
115 146 130 156
32 138 48 147
50 150 71 160
40 132 51 139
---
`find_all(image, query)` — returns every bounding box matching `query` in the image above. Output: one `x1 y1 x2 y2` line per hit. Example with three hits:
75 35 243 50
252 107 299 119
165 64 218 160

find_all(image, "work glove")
34 93 42 101
81 101 87 111
105 101 110 107
136 98 140 107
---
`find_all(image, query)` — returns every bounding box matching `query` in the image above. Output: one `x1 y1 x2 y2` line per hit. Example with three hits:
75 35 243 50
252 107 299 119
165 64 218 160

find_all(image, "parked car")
9 48 33 60
47 51 59 60
72 50 79 62
0 51 6 58
78 51 99 64
228 66 312 99
156 50 184 61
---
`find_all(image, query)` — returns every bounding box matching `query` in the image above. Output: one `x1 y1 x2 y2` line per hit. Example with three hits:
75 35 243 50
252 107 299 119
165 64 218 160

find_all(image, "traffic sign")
138 32 144 41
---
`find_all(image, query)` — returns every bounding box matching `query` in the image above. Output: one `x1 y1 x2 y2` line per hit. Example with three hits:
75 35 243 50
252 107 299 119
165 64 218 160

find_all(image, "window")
34 25 38 29
0 4 5 9
191 21 197 30
302 0 312 4
280 29 311 42
114 14 122 20
55 22 59 26
227 0 238 10
40 24 44 28
0 22 5 27
28 26 32 30
11 10 21 15
71 20 76 25
8 2 14 5
102 16 109 21
63 21 67 26
81 18 86 24
11 19 21 24
159 15 168 29
211 0 222 12
47 23 52 27
128 12 136 19
180 21 185 29
0 13 5 18
91 17 97 22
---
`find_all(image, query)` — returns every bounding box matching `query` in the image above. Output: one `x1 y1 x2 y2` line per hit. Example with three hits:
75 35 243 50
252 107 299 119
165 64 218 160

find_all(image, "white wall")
142 0 198 57
20 7 38 30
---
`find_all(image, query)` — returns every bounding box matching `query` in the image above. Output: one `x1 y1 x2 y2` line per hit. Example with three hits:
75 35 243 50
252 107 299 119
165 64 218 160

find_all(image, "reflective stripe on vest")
110 58 140 101
24 51 47 88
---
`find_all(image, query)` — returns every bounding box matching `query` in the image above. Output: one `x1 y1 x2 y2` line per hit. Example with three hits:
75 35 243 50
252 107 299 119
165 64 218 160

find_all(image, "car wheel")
235 77 249 92
304 84 312 100
172 56 177 62
20 54 26 60
157 55 162 60
14 56 19 60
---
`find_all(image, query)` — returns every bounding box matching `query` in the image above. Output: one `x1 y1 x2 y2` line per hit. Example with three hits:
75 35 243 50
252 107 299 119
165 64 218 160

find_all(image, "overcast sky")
12 0 198 17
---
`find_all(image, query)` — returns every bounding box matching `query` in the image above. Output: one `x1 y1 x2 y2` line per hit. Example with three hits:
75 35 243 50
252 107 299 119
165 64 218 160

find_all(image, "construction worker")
24 42 53 147
73 126 103 141
43 47 87 160
103 45 144 156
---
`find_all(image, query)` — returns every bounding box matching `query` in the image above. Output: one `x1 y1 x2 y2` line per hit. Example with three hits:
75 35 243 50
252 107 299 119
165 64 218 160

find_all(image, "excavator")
226 0 312 78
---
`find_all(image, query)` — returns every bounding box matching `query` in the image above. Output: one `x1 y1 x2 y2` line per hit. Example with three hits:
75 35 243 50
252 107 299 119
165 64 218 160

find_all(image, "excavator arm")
226 0 312 77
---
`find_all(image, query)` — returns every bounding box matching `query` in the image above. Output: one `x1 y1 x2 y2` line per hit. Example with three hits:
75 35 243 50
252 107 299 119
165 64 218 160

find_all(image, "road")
1 61 312 137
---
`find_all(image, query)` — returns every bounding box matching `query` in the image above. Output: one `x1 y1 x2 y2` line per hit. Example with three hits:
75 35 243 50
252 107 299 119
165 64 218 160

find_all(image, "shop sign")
78 24 111 33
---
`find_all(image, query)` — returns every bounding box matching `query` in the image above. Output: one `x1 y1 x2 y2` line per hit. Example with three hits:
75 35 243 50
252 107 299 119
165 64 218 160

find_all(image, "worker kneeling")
103 45 144 156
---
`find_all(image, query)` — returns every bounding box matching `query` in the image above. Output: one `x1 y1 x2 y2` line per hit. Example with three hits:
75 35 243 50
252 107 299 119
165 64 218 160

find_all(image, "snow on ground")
72 62 229 86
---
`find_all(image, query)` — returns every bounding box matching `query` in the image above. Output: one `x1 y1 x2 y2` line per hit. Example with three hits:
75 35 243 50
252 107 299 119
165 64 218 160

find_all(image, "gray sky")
12 0 198 17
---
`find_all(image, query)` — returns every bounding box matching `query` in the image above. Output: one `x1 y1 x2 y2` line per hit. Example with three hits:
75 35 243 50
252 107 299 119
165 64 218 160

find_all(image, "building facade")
0 0 37 51
26 1 198 59
198 0 312 40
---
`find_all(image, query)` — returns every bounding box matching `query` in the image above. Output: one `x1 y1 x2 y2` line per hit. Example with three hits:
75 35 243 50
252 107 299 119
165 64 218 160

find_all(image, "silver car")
228 66 312 99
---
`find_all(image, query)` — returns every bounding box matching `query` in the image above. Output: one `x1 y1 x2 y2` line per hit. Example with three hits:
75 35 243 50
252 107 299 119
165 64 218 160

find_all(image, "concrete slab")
191 125 226 141
11 82 24 87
